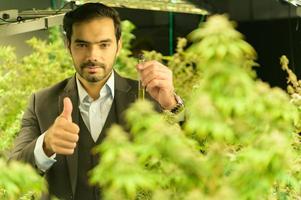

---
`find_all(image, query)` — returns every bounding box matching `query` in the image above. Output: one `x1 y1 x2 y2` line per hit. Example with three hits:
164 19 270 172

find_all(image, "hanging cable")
288 5 296 72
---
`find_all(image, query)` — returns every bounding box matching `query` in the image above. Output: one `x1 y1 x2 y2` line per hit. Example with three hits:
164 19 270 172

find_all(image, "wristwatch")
170 94 184 114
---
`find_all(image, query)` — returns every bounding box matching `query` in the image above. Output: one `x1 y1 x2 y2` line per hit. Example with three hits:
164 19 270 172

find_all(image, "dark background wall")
238 17 301 89
1 0 301 89
217 0 301 89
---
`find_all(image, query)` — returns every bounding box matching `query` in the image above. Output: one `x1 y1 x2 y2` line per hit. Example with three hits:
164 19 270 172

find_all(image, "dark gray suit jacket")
10 72 159 199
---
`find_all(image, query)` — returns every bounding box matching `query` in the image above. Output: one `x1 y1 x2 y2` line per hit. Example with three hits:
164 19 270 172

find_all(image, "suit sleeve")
9 94 41 167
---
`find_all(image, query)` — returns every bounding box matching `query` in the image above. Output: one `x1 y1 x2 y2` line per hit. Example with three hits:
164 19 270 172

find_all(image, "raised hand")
136 60 177 110
44 97 80 156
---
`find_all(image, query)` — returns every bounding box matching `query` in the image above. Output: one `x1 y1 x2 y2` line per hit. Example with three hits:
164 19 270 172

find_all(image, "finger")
55 118 80 134
55 130 79 143
61 97 73 122
53 139 77 149
64 123 80 135
140 61 169 72
141 71 170 87
139 63 171 82
53 146 76 155
145 79 167 93
137 60 161 70
140 66 167 79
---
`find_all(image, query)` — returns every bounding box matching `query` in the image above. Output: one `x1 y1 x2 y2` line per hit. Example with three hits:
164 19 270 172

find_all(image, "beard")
77 60 107 83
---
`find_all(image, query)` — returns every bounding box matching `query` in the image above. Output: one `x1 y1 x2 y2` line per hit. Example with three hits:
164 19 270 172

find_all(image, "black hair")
63 3 121 43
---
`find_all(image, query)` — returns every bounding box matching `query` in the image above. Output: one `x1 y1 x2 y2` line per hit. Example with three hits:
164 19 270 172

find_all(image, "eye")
100 43 110 49
76 43 87 48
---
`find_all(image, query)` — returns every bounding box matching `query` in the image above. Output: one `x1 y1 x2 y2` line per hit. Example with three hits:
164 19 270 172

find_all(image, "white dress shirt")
34 71 115 172
77 72 114 141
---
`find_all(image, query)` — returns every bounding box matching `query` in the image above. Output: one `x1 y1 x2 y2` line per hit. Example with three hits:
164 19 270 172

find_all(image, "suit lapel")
58 75 79 196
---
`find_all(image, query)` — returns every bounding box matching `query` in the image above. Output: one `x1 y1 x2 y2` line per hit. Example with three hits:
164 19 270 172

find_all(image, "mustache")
80 61 105 69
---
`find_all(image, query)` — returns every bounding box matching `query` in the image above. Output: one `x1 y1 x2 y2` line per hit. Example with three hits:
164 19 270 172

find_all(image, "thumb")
61 97 73 122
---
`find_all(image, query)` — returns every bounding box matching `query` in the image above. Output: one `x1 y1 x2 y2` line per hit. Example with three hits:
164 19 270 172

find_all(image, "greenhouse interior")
1 0 301 199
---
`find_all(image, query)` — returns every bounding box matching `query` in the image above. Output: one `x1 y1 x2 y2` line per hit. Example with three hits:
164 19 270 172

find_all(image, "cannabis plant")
90 15 301 200
0 159 46 199
0 27 72 199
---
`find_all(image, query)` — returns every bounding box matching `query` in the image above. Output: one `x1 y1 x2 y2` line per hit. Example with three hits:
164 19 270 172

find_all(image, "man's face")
69 17 121 83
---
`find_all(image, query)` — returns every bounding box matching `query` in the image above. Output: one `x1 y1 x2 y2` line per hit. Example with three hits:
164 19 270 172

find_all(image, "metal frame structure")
0 8 72 37
0 1 209 38
0 11 67 37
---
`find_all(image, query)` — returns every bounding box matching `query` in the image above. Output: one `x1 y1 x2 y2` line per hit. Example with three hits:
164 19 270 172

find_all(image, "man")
10 3 183 200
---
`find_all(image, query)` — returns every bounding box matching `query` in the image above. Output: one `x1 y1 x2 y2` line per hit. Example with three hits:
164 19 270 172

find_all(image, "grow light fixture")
0 0 209 37
282 0 301 6
95 0 209 15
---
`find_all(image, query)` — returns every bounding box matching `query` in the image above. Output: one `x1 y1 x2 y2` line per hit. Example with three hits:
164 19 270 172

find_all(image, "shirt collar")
76 70 115 104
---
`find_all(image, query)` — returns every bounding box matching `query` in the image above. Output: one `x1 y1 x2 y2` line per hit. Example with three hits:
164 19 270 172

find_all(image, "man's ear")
116 38 122 56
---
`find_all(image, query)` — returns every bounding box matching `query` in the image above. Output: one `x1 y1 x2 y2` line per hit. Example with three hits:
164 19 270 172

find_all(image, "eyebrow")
74 39 113 44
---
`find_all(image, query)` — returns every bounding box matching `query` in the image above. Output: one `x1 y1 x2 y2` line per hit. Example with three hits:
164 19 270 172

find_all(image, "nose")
86 45 100 62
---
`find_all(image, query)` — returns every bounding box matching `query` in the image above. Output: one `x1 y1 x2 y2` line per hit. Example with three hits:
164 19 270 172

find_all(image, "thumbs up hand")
44 97 80 157
61 97 73 122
